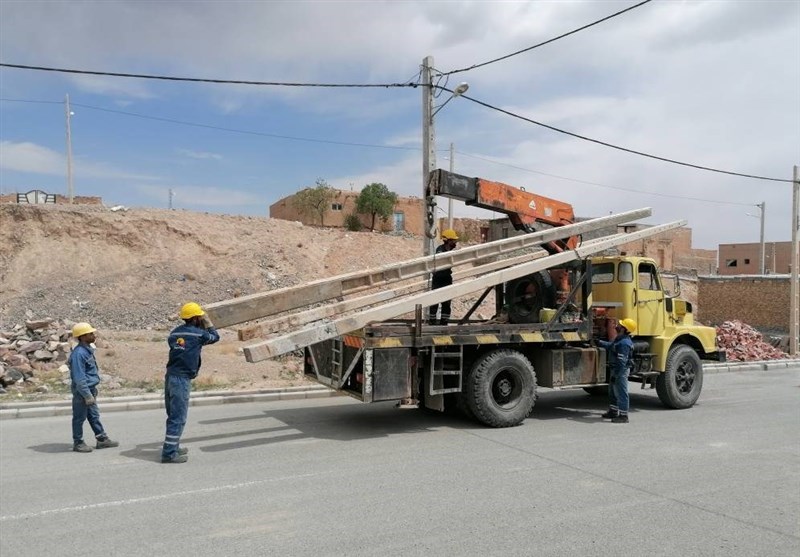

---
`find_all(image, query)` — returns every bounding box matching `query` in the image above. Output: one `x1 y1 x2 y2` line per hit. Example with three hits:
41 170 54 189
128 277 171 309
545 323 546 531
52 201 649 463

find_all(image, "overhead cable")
445 88 794 183
0 63 419 88
0 97 424 152
442 0 653 76
455 150 756 206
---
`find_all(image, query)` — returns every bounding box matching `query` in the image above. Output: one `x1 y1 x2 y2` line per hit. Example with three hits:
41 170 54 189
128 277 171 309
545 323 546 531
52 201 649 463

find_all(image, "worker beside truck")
598 318 637 424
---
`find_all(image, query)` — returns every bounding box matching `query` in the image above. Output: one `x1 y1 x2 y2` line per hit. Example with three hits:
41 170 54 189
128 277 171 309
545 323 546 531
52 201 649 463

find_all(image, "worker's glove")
84 395 96 406
201 315 214 329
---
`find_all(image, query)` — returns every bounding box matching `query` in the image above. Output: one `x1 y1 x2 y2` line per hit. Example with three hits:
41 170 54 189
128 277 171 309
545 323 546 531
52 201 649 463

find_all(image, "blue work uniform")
429 243 455 324
598 333 634 416
69 343 107 444
161 324 219 461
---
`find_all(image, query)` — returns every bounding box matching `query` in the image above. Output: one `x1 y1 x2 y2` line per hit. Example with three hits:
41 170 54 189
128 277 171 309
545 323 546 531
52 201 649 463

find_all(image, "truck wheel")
466 349 536 427
656 345 703 409
506 272 556 324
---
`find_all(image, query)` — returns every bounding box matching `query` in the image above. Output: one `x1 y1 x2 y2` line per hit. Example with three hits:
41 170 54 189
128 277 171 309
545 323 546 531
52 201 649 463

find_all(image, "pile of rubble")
715 320 790 362
0 318 75 395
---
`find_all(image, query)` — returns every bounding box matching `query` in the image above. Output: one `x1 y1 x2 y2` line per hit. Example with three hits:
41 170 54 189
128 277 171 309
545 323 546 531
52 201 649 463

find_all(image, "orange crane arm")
430 170 577 251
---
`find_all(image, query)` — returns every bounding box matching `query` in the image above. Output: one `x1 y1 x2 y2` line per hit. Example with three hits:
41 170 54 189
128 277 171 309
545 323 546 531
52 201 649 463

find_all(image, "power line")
0 97 423 152
455 150 756 207
0 63 419 89
446 88 794 183
443 0 653 76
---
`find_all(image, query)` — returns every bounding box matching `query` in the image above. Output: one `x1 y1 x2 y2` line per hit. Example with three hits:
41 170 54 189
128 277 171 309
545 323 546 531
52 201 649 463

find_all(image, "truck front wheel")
656 345 703 409
467 349 536 427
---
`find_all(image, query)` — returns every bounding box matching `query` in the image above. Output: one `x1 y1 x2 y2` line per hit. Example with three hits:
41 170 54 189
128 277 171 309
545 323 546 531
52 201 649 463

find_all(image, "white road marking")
0 472 322 522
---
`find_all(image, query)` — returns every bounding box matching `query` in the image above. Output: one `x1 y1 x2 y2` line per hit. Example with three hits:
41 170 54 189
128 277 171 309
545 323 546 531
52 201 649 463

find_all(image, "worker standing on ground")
161 302 219 464
69 322 119 453
428 228 459 325
598 318 637 423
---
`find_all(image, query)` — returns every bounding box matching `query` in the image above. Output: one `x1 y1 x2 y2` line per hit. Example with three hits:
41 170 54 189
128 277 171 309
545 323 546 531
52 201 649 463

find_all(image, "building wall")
697 275 791 331
269 189 425 234
0 193 102 205
718 242 794 275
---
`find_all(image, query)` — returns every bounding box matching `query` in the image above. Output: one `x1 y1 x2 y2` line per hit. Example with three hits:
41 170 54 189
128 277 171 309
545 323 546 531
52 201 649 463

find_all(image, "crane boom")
430 169 577 251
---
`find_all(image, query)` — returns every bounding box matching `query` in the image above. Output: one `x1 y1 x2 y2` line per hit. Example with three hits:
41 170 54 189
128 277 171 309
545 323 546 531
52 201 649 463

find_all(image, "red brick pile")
715 320 789 362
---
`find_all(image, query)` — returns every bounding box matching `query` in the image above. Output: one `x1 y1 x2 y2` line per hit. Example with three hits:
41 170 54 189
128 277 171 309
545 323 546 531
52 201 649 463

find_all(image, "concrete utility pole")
65 94 74 204
421 55 436 256
790 165 799 355
448 142 454 230
168 188 175 210
757 202 765 275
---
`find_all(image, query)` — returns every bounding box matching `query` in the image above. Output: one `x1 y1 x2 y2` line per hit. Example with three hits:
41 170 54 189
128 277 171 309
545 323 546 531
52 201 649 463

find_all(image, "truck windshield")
591 262 615 284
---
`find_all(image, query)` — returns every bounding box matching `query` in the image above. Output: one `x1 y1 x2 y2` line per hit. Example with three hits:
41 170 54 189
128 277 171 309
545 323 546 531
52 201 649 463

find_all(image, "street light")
745 201 766 274
421 54 468 255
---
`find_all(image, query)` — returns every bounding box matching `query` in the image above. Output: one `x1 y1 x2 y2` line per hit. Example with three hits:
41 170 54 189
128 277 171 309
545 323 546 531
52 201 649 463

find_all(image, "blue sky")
1 0 798 249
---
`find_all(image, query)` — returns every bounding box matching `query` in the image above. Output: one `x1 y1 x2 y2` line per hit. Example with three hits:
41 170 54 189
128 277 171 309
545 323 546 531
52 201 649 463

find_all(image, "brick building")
697 275 792 332
269 189 425 234
717 241 794 275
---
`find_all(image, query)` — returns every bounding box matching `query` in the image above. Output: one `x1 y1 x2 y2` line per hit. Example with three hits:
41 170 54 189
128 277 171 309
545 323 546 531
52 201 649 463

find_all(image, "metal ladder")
330 339 344 386
428 346 463 396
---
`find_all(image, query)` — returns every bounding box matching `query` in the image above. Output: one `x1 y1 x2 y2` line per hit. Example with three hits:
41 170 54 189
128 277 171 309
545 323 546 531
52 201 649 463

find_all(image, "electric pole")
448 142 454 230
65 94 74 204
757 201 765 275
790 165 799 355
421 55 436 256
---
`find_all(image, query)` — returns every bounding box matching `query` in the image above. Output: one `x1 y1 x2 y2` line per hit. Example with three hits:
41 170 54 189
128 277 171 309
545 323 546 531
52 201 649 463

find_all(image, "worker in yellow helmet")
598 318 637 423
428 228 459 325
68 322 119 452
161 302 220 463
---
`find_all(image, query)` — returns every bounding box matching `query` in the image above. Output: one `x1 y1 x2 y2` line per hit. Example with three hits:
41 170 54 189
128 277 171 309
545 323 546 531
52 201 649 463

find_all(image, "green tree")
356 183 398 231
292 179 336 226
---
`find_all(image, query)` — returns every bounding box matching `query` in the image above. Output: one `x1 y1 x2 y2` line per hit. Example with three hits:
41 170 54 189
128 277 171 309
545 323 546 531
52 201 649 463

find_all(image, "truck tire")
506 272 556 324
466 349 536 427
656 345 703 409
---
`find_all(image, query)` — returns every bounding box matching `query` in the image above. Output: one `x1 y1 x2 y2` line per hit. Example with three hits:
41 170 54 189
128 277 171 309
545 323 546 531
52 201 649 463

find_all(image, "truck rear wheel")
656 345 703 409
466 349 536 427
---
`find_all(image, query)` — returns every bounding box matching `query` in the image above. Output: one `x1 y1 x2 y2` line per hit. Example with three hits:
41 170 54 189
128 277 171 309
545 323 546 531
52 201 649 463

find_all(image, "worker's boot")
178 447 188 456
601 409 618 419
161 454 189 464
96 436 119 449
611 414 629 424
73 442 93 453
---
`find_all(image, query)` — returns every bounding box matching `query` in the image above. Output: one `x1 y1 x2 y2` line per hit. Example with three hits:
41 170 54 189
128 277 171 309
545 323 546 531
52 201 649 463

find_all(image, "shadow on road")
113 388 672 461
28 443 74 453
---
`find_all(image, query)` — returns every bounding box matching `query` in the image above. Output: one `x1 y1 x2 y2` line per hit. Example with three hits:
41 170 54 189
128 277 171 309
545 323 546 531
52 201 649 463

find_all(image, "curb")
2 360 799 421
0 385 339 421
702 359 800 374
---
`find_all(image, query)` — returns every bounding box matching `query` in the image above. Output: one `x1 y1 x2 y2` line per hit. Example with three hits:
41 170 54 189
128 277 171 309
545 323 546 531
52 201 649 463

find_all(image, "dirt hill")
0 203 427 398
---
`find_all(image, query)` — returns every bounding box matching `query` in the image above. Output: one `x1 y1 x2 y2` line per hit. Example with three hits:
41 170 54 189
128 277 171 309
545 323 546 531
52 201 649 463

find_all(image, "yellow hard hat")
441 229 459 241
179 302 206 320
72 322 97 338
619 318 637 334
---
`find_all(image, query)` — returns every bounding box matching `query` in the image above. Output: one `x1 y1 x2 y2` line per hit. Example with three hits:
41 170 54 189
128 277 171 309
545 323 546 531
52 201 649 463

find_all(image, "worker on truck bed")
428 228 459 325
598 318 637 424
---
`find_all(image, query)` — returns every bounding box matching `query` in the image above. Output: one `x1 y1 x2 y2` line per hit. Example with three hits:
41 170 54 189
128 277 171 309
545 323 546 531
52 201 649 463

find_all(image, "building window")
331 203 343 211
744 258 750 264
725 259 737 267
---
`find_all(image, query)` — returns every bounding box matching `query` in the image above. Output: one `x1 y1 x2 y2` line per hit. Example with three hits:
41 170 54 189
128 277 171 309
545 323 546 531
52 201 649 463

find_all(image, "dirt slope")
0 204 426 397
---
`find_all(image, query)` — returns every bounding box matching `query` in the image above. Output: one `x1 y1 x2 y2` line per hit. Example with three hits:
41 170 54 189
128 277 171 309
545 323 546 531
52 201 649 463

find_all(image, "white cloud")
0 141 158 180
176 148 223 161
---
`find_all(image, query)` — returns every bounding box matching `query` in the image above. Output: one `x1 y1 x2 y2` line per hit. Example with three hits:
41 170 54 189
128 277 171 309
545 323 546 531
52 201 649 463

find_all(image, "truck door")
635 261 665 336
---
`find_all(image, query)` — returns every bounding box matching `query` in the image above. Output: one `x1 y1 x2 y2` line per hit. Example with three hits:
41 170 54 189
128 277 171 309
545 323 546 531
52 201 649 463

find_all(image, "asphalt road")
1 368 798 557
